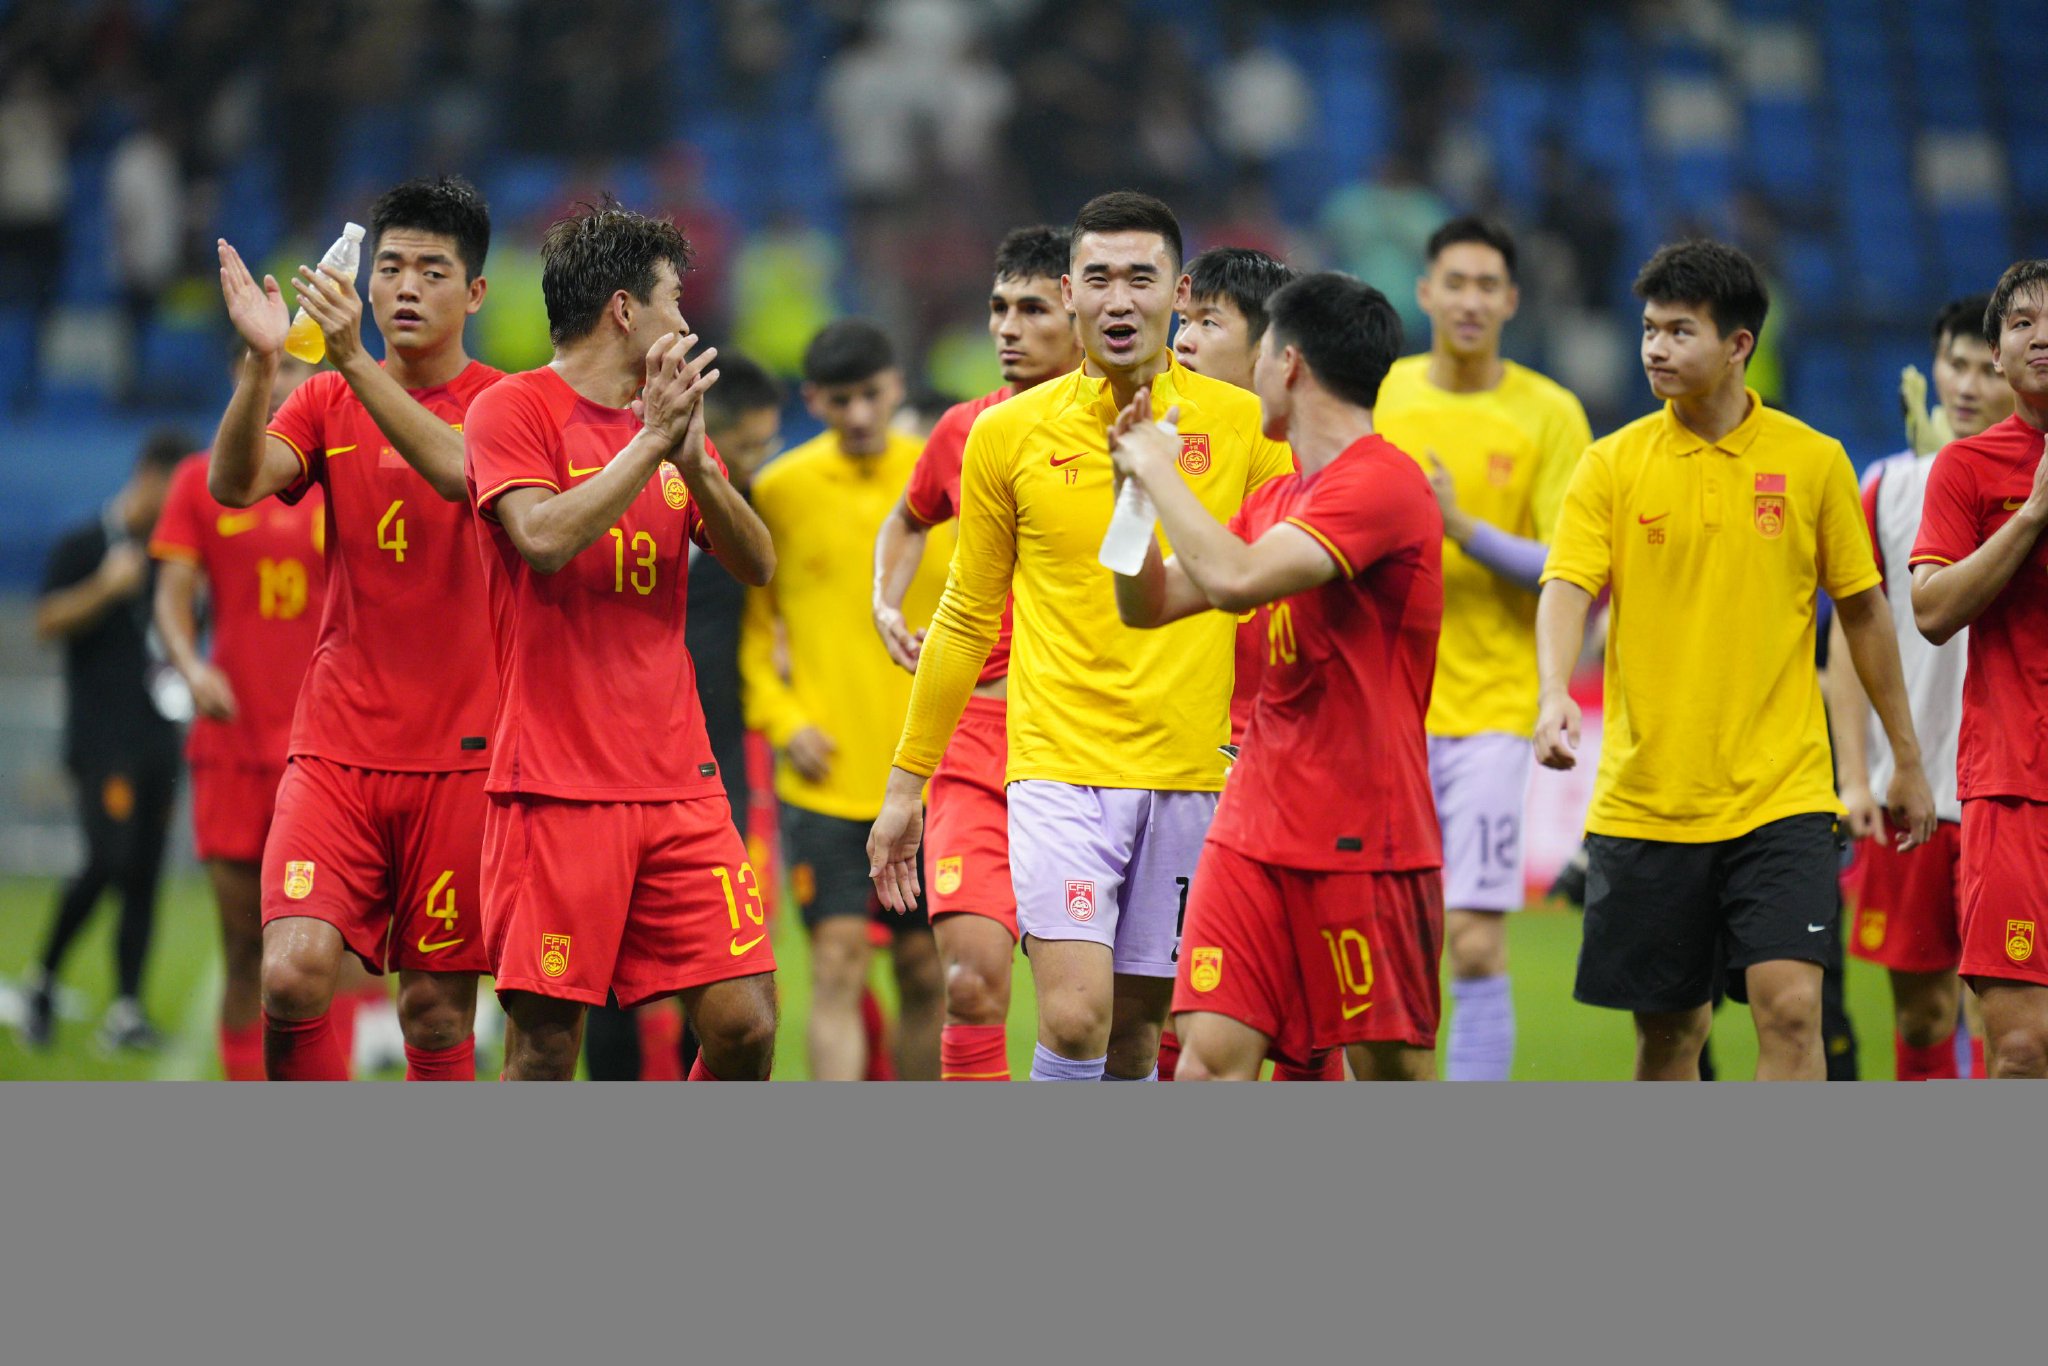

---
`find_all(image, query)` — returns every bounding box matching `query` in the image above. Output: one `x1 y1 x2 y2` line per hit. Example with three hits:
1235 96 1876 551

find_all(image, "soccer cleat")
98 997 163 1053
17 969 55 1049
1547 842 1589 910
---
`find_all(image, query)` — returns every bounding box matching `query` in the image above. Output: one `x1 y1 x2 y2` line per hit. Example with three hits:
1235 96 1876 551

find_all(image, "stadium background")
0 0 2028 1077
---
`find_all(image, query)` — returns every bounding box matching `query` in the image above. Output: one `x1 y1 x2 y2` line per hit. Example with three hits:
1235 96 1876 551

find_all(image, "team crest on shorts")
1065 879 1096 923
2007 920 2036 965
541 933 572 979
1858 910 1886 951
660 461 688 510
1177 434 1211 476
1190 946 1223 993
935 856 963 897
283 861 315 901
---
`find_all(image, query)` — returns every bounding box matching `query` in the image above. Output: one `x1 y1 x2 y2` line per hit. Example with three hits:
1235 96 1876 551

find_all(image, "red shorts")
924 694 1014 936
1843 823 1961 973
1171 841 1445 1068
261 756 491 977
190 760 284 864
1959 797 2048 987
482 794 777 1008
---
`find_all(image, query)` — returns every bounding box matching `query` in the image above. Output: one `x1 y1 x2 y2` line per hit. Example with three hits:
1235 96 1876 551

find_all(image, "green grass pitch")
0 874 1904 1080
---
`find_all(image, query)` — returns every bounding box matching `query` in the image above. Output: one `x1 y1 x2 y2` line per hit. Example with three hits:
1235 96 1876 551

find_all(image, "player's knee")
943 958 1006 1025
397 993 470 1051
1988 1025 2048 1078
260 942 335 1020
1751 980 1822 1042
702 999 777 1076
1039 997 1110 1057
1173 1050 1221 1082
1895 995 1954 1048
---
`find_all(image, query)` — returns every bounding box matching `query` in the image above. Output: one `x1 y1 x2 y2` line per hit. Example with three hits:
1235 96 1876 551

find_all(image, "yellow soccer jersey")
893 359 1293 792
1375 355 1592 737
742 428 954 820
1541 392 1881 843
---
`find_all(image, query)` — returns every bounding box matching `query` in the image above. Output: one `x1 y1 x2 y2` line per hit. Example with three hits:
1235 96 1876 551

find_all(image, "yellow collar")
1663 388 1766 458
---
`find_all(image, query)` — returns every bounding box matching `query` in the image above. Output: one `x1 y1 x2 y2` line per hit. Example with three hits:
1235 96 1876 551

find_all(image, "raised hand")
641 332 720 447
292 263 365 370
218 239 288 356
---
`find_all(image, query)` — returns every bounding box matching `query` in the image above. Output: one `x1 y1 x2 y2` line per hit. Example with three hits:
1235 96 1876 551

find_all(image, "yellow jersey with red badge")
894 358 1294 792
1541 391 1879 842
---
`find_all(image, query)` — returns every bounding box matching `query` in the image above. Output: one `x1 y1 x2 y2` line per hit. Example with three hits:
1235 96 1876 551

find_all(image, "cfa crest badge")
1487 452 1515 486
1177 433 1212 476
2007 920 2036 965
935 856 964 897
1190 947 1223 993
283 861 315 901
541 933 572 979
1858 910 1886 952
1065 879 1097 923
660 461 688 510
1754 494 1786 538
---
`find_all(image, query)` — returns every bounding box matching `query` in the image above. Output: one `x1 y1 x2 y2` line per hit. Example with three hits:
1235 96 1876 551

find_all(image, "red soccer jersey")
1229 607 1265 744
1909 414 2048 802
904 386 1013 684
149 452 327 768
1208 433 1444 872
265 362 504 772
465 365 728 801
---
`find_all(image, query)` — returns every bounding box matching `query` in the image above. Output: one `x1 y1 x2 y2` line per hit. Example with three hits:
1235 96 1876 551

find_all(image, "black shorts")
779 804 929 934
1575 813 1844 1014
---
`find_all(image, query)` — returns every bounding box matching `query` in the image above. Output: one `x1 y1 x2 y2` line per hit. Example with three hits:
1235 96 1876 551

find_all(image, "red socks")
263 1011 349 1080
688 1054 721 1081
861 988 896 1080
404 1036 476 1081
1971 1036 1987 1078
940 1023 1010 1080
1156 1029 1182 1081
1896 1033 1959 1081
1273 1051 1346 1082
219 1020 265 1081
638 1006 686 1081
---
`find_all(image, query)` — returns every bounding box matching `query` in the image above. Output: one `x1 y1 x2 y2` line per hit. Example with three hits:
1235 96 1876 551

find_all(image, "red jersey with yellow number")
1209 434 1443 872
904 386 1013 685
265 362 503 772
465 365 727 802
148 452 327 768
1909 414 2048 802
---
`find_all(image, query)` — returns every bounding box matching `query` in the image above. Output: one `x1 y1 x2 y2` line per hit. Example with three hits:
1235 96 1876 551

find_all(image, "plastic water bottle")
284 222 366 364
1097 416 1177 576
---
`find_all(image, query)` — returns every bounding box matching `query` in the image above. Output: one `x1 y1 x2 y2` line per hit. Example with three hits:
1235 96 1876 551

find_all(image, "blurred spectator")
651 144 739 342
1535 136 1624 309
108 97 186 405
0 63 71 408
1318 153 1446 338
1210 25 1311 178
733 210 841 378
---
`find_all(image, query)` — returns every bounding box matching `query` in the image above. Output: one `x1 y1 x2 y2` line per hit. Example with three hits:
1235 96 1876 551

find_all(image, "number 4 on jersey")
378 499 408 562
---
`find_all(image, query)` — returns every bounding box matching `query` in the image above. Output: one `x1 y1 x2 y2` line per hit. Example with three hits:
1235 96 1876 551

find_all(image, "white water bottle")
284 221 366 364
1098 416 1176 575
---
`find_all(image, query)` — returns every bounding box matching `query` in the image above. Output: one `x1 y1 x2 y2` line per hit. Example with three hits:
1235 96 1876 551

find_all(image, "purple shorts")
1007 781 1218 978
1427 732 1533 913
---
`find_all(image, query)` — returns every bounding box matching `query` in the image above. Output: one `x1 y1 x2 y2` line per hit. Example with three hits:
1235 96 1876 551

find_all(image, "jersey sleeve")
1910 445 1981 568
148 459 208 565
892 409 1018 777
1283 457 1431 577
265 371 332 503
1530 391 1594 541
1817 443 1883 599
1248 431 1296 493
903 405 969 526
738 578 811 747
1540 441 1615 595
1859 462 1886 582
464 379 562 520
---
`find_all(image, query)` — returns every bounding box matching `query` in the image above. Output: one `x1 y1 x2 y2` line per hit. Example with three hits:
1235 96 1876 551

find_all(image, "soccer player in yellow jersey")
741 320 950 1080
1535 240 1934 1080
868 191 1294 1081
1374 217 1593 1081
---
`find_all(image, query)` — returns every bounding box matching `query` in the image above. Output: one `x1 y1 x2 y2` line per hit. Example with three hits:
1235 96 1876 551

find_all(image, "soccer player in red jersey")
1113 272 1446 1080
1911 260 2048 1078
870 226 1081 1080
209 176 502 1081
464 202 778 1082
151 351 324 1080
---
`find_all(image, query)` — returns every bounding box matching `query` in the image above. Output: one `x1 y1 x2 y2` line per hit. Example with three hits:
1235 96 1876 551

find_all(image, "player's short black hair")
1184 247 1297 346
137 427 193 472
1425 215 1519 282
1263 272 1404 410
993 226 1070 285
369 175 491 281
1984 261 2048 344
539 199 694 346
1071 191 1183 270
802 319 895 387
705 352 783 422
1633 239 1769 341
1933 294 1994 350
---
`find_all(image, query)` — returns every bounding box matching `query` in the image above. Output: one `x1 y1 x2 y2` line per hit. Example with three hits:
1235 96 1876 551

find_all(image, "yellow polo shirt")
1541 391 1880 842
1375 355 1592 737
893 359 1294 791
741 429 953 820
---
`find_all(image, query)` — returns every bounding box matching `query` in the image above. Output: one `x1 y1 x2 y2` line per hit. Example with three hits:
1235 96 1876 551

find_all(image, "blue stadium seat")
1930 205 2013 299
1744 99 1823 206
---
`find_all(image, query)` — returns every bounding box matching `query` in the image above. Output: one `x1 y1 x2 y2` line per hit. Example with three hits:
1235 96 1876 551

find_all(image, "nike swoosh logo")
416 935 465 954
568 461 604 477
216 512 260 537
1341 1000 1374 1020
729 933 767 956
1806 923 1827 933
1049 454 1083 467
1637 512 1670 525
2005 499 2027 511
